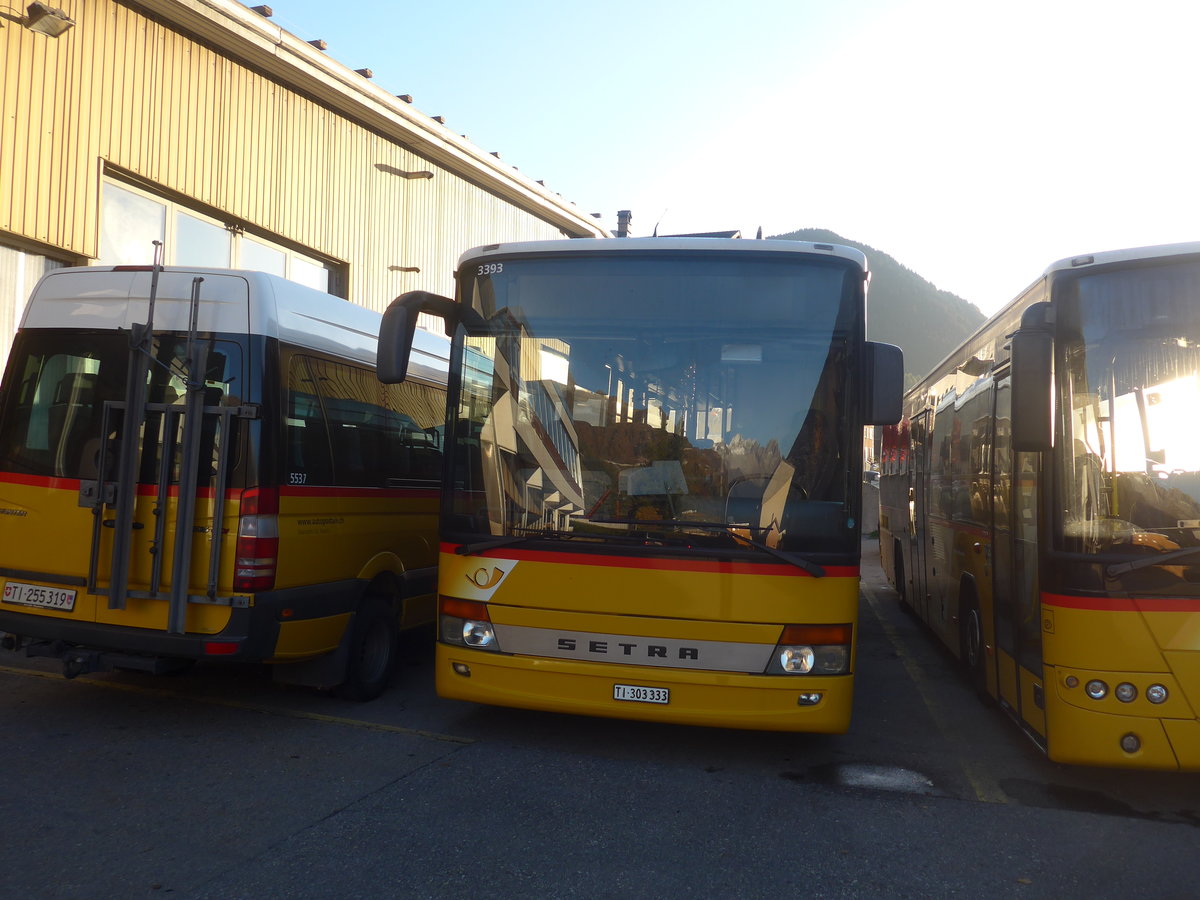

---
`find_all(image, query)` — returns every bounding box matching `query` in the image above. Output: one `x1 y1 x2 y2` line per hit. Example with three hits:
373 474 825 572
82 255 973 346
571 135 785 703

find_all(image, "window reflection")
1057 262 1200 575
447 255 860 554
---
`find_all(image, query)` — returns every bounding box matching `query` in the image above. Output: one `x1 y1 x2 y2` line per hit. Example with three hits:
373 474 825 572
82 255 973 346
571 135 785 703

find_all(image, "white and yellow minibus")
0 265 447 699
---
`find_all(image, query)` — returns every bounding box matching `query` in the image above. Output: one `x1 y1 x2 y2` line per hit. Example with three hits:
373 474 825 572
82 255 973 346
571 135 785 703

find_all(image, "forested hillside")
771 228 985 386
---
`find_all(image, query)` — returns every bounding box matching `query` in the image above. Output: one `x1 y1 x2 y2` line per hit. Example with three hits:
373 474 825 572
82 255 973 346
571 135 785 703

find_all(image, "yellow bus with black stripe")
0 266 447 699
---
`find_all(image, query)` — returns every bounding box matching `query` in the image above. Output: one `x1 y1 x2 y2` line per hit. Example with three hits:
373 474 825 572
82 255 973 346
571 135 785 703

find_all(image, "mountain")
770 228 985 387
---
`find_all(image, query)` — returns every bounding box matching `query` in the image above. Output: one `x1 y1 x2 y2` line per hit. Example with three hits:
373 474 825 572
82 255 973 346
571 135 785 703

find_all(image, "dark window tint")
0 330 242 483
284 352 444 488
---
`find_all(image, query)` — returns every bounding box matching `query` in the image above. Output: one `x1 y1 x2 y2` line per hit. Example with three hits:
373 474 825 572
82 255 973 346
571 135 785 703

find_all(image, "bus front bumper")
435 643 854 733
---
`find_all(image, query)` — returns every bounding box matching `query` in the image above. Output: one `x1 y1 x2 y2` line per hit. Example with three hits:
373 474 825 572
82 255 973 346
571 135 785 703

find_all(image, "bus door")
910 409 932 620
991 370 1046 735
82 280 246 635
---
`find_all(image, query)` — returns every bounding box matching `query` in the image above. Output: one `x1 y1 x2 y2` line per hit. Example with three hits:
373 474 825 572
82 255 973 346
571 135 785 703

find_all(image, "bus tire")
959 591 988 699
336 595 400 702
893 543 914 615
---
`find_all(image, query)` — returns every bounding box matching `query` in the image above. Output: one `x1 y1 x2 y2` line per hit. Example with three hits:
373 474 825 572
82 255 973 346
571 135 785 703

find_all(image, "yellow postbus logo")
467 566 506 589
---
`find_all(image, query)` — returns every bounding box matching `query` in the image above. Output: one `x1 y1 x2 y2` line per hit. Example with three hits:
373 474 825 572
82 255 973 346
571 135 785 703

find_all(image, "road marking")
0 664 475 744
862 584 1011 805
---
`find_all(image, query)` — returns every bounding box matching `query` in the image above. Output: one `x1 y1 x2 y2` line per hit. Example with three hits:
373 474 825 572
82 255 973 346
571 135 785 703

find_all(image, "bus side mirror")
377 291 457 384
1010 301 1053 451
865 341 903 425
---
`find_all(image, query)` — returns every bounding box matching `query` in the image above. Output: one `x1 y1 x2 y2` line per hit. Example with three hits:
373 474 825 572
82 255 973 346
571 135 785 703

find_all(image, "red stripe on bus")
0 471 222 498
440 542 858 578
1043 592 1200 613
0 471 82 491
0 472 437 501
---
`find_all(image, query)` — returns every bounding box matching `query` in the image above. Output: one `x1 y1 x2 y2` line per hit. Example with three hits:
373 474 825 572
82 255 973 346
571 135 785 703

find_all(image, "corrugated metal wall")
0 0 602 316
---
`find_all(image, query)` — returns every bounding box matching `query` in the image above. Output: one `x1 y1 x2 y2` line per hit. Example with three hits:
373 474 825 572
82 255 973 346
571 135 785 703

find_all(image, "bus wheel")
959 594 988 698
893 546 913 615
337 596 400 702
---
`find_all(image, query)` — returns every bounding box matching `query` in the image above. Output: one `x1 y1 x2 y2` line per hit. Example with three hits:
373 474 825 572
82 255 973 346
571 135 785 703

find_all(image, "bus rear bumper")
435 644 853 733
0 606 274 675
0 580 364 675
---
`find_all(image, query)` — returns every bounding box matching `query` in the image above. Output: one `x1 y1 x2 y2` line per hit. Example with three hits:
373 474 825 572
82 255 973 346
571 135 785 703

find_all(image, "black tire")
893 545 914 616
336 596 400 702
959 593 988 697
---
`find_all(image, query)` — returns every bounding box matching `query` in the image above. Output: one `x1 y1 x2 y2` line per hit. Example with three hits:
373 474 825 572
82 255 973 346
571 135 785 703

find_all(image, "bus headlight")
1115 682 1137 703
439 598 502 652
462 620 496 648
768 625 851 675
1085 679 1108 700
779 646 815 673
1146 684 1169 704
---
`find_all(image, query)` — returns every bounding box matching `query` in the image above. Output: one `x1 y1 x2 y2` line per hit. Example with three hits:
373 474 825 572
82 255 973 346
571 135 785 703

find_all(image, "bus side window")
286 355 334 486
310 358 380 488
384 380 444 485
283 352 444 489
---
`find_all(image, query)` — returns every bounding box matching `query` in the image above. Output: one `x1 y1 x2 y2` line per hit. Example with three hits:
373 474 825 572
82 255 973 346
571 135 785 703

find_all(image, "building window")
175 211 231 268
98 179 340 295
0 244 68 371
99 183 165 267
241 237 286 278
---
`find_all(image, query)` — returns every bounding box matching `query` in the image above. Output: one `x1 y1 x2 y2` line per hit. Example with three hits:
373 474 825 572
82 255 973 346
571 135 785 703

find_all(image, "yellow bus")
879 242 1200 769
0 265 447 699
378 237 902 731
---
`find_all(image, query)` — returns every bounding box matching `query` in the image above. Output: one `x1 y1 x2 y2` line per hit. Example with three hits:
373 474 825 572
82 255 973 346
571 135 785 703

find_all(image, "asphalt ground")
0 539 1196 898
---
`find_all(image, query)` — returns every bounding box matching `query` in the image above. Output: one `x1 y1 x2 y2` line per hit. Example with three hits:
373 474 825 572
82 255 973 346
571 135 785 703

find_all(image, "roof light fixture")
25 2 74 37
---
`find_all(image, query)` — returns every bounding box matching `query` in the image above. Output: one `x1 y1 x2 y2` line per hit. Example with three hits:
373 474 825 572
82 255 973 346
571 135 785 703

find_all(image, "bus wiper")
455 535 531 556
455 529 579 556
1105 544 1200 578
722 528 826 578
590 518 826 577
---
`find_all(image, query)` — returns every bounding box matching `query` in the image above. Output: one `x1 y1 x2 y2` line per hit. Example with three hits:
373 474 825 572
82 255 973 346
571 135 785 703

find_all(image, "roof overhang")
133 0 608 238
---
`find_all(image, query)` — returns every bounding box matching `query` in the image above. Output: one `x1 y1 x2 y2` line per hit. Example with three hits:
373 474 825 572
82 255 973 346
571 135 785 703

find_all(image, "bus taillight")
234 487 279 592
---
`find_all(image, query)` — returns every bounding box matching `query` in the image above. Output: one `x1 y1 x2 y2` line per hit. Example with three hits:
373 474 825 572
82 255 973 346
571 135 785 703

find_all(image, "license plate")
2 581 77 612
613 683 669 704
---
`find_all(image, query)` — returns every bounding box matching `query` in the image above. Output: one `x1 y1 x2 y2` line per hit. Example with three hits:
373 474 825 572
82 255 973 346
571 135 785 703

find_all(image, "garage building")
1 0 607 363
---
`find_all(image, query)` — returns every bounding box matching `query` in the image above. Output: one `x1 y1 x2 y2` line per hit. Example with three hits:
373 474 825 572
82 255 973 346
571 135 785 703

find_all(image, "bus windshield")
1056 260 1200 561
446 251 862 555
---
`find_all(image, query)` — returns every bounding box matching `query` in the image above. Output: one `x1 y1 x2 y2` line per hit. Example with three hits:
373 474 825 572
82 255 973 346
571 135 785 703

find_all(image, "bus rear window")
0 332 127 478
0 330 243 481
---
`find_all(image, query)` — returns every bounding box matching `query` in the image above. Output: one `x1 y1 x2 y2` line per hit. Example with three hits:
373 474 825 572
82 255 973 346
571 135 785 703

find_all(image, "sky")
251 0 1200 317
